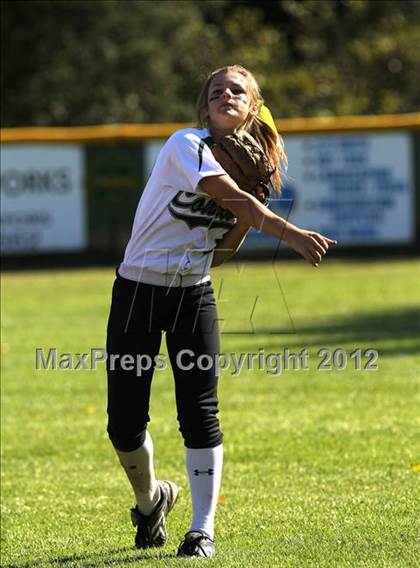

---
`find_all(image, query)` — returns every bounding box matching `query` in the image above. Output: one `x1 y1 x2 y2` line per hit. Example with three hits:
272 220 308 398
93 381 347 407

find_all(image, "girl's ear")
250 101 259 115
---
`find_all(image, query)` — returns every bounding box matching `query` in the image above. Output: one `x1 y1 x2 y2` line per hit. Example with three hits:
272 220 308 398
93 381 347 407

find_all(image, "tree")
1 0 419 127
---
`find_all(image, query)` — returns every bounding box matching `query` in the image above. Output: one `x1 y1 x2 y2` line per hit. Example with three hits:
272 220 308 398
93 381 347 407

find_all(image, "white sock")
115 430 159 515
186 444 223 540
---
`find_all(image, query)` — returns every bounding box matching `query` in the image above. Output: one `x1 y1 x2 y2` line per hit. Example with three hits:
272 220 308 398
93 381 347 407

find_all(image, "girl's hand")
284 226 337 267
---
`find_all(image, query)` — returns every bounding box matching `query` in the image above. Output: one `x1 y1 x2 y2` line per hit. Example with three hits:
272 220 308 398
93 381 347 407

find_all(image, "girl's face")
206 71 256 131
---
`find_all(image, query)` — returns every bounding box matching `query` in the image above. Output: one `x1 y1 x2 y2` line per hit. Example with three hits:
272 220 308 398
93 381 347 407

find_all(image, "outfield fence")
1 113 419 259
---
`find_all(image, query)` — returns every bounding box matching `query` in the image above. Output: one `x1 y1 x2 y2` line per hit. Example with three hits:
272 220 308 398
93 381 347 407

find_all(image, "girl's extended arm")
211 218 250 267
200 175 337 266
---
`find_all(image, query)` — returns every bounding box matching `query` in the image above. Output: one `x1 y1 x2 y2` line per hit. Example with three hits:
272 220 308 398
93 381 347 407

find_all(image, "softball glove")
209 131 274 205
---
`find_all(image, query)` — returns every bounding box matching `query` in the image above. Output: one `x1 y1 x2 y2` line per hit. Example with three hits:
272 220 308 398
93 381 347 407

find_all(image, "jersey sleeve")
168 129 227 192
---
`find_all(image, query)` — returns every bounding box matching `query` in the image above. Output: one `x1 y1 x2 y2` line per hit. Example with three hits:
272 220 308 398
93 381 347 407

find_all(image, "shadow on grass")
224 306 420 357
2 546 179 567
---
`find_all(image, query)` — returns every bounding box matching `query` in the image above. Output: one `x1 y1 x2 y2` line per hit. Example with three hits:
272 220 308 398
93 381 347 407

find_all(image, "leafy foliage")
1 0 419 126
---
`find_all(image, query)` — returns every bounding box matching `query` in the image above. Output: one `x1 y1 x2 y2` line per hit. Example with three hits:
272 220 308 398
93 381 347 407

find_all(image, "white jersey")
119 128 236 286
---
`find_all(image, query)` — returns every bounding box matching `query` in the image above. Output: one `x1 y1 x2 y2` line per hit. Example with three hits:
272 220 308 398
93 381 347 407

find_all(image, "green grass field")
1 259 419 567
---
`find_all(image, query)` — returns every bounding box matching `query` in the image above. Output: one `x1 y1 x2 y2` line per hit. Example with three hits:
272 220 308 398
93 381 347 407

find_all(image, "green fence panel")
85 143 144 255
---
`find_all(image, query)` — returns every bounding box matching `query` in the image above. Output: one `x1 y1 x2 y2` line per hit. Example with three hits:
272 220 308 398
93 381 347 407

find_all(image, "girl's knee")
107 422 148 452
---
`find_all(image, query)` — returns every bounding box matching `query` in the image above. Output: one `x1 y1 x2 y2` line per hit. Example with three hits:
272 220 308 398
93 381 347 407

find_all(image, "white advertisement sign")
1 144 86 254
243 132 414 250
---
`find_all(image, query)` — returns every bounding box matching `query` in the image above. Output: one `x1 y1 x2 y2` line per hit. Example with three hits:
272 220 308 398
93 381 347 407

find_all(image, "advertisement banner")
146 131 415 252
243 132 414 251
1 144 86 254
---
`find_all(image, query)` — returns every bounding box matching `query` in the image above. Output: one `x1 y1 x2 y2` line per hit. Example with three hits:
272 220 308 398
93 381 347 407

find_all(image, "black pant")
106 273 223 451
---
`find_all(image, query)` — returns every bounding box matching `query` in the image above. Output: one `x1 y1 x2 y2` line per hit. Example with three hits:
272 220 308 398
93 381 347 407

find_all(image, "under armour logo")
193 468 214 476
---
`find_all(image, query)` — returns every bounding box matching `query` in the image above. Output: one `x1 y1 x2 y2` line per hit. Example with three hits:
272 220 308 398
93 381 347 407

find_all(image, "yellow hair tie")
257 100 278 136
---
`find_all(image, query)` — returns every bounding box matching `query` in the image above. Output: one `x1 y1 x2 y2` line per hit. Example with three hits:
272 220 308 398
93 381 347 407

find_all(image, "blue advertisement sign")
242 132 414 250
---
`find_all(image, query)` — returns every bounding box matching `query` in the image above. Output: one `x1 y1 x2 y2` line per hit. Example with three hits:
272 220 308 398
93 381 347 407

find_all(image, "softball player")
106 64 336 558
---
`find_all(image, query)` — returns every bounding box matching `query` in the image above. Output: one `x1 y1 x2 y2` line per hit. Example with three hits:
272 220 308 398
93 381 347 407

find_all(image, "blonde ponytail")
245 115 287 192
